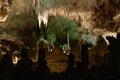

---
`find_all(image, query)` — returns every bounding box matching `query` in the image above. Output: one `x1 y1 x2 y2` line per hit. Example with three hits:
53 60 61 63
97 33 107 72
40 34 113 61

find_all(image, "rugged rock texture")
0 0 119 41
0 0 39 49
0 0 120 55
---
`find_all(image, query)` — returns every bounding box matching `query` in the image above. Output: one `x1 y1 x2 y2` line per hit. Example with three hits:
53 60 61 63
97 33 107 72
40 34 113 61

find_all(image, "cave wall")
0 0 120 50
0 0 39 49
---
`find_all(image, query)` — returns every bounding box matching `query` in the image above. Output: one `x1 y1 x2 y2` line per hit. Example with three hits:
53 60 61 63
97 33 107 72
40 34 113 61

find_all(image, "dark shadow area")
1 33 120 80
14 48 33 80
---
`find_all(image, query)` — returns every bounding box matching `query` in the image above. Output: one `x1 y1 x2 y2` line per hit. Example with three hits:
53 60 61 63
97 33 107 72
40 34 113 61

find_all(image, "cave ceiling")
0 0 120 47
